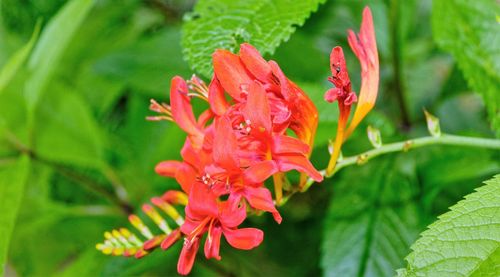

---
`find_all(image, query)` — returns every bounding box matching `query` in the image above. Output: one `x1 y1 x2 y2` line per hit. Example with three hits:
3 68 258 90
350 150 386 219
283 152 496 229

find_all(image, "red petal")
219 200 247 228
208 76 229 115
204 225 222 260
243 186 282 224
243 160 278 184
276 154 323 182
213 50 252 101
239 43 272 83
213 117 239 169
268 61 292 100
170 76 203 138
242 81 272 134
324 87 341 103
223 227 263 250
161 229 182 250
272 134 310 155
186 182 218 218
177 236 200 275
155 160 183 177
175 163 197 193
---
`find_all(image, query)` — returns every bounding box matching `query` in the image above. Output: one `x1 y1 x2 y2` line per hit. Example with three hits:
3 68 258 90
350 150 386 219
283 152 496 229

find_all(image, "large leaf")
34 83 103 169
0 21 39 93
182 0 326 77
322 157 425 276
0 155 30 275
432 0 500 135
25 0 94 113
398 174 500 276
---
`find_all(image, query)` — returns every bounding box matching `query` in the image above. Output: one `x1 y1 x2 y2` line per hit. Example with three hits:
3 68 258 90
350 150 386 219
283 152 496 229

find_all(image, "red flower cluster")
150 43 323 274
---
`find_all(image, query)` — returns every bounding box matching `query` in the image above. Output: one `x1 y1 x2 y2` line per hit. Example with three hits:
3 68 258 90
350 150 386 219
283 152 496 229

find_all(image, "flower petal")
242 81 272 134
239 43 272 83
161 228 182 250
272 134 310 155
213 49 252 101
243 186 282 224
208 76 229 115
204 225 222 260
276 154 323 182
155 160 183 177
170 76 203 140
177 236 200 275
243 160 279 184
186 182 218 218
223 227 264 250
219 200 247 228
213 116 239 169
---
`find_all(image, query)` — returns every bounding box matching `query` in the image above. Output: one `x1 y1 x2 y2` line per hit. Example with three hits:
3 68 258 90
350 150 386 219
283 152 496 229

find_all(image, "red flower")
178 182 263 275
325 6 379 175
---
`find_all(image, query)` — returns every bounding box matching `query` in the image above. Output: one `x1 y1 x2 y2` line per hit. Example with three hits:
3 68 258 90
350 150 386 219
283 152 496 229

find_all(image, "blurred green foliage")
0 0 498 276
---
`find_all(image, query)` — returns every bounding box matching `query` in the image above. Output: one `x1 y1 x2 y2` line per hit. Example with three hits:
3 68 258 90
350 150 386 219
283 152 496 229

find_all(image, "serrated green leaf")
432 0 500 136
400 174 500 276
182 0 326 77
0 21 40 93
322 157 424 277
0 155 30 275
25 0 94 113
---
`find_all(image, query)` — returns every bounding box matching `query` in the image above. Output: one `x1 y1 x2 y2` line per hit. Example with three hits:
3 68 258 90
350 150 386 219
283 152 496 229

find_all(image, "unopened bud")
367 125 382 148
423 109 441 137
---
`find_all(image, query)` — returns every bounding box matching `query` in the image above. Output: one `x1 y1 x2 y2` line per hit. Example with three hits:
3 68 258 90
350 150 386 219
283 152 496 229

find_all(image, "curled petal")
344 92 358 106
243 186 282 224
276 155 323 182
243 160 279 184
223 227 264 250
204 225 222 260
324 87 341 103
177 236 200 275
213 50 252 101
239 43 272 83
272 134 310 155
155 161 183 177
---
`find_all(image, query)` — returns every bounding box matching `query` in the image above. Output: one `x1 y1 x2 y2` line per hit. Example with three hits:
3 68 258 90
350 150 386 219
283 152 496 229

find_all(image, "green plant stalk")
300 134 500 193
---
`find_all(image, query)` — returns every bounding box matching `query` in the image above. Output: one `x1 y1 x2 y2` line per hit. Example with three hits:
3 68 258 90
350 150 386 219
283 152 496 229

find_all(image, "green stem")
301 134 500 191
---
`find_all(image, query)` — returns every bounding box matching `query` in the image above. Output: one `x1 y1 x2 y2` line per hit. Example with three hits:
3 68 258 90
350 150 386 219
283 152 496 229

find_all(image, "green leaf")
0 21 40 93
322 157 425 276
432 0 500 136
25 0 94 112
34 83 103 168
0 155 30 275
182 0 326 77
399 174 500 276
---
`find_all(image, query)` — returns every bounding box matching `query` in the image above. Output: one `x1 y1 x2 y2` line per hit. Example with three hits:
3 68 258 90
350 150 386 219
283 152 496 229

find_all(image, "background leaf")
0 155 30 275
321 156 426 276
399 174 500 276
182 0 326 77
432 0 500 136
25 0 94 112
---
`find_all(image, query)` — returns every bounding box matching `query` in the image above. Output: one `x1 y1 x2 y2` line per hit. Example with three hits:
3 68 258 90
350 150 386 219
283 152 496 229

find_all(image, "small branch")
299 134 500 192
3 129 133 214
